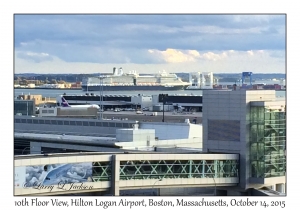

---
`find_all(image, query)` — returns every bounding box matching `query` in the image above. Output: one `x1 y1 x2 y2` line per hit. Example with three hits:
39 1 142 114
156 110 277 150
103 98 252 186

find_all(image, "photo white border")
2 0 296 208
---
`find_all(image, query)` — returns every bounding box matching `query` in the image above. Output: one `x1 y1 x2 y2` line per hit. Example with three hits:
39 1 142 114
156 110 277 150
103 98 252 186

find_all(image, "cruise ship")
82 67 190 91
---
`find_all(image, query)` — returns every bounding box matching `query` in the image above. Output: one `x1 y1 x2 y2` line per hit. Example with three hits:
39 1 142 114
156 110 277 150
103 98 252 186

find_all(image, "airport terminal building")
14 89 286 195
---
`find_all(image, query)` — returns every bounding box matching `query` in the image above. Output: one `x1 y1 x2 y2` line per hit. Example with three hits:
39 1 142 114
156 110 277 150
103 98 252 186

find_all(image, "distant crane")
241 72 253 85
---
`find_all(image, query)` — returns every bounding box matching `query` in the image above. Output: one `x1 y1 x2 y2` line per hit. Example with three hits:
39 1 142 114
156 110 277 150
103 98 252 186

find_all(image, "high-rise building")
202 90 286 194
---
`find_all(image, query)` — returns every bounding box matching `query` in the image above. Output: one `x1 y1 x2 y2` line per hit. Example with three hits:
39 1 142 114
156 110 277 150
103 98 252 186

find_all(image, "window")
116 123 122 128
123 123 131 128
108 122 115 127
14 101 35 116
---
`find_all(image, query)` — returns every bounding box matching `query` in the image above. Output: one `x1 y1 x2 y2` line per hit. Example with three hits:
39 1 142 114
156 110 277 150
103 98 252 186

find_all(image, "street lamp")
152 178 163 188
86 76 89 93
212 176 216 196
161 94 168 122
22 147 31 155
22 146 42 155
99 75 104 119
152 178 163 196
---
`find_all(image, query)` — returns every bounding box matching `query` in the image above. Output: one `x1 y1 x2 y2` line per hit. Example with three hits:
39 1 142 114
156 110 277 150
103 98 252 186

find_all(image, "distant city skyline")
14 14 286 74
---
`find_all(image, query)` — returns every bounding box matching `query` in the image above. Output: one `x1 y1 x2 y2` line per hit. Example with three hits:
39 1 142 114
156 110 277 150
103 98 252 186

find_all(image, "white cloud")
247 50 254 56
16 51 53 63
148 49 198 63
147 49 252 63
14 15 285 74
15 49 285 74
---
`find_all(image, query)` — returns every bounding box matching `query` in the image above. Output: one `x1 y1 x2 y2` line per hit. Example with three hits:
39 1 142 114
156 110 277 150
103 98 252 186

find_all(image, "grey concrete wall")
202 90 246 189
141 122 190 140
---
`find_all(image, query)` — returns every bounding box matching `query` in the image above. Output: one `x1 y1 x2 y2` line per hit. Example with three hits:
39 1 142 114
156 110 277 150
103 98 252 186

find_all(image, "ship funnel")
113 67 117 75
119 67 123 75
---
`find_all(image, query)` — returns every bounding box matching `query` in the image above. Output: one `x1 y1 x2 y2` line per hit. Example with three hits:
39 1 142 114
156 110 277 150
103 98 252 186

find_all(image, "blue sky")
14 14 286 74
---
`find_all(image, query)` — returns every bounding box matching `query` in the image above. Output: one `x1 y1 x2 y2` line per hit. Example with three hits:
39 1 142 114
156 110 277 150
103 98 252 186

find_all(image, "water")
14 88 286 98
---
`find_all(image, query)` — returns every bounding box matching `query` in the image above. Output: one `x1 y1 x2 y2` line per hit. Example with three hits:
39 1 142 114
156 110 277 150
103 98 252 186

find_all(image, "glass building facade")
14 100 35 116
250 105 286 178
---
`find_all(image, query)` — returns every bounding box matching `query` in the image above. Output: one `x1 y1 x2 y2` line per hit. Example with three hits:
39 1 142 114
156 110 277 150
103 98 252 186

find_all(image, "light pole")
22 146 38 155
161 94 168 122
162 100 165 122
212 176 216 196
152 178 163 196
99 75 104 119
26 101 29 116
22 147 31 155
86 77 89 93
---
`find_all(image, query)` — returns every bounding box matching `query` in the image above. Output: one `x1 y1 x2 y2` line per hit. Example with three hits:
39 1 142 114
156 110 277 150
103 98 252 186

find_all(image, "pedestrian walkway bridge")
14 152 239 196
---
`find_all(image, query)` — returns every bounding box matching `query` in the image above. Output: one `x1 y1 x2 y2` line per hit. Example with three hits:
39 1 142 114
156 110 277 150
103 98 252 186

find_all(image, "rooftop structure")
14 118 203 155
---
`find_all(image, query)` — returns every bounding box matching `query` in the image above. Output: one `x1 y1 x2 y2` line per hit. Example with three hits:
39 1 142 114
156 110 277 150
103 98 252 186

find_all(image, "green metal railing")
119 159 238 180
92 162 111 181
91 159 239 182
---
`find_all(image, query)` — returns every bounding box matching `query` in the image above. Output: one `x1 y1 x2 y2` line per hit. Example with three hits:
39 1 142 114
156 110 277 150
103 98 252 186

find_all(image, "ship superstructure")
82 67 190 91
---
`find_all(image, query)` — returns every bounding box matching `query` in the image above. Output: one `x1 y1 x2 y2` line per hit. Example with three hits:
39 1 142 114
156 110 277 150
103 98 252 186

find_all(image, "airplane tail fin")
61 97 70 107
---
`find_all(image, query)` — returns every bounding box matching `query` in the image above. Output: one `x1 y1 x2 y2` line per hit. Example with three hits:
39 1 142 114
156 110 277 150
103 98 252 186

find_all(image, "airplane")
41 164 89 186
60 97 100 109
